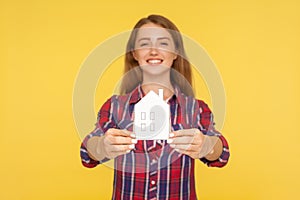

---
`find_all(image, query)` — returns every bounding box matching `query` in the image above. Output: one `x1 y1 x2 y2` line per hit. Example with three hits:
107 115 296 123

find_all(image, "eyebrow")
137 37 171 42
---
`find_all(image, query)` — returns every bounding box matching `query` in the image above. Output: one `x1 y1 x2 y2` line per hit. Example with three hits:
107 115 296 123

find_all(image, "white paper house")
134 89 170 140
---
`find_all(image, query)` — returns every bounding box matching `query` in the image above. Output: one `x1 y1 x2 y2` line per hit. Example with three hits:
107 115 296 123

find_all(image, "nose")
149 46 159 56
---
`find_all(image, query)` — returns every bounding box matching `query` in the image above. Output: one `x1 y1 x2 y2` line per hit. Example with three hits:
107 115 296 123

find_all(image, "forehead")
136 23 173 40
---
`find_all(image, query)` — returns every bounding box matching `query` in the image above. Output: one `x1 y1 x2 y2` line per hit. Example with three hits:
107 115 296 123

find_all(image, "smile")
147 59 163 64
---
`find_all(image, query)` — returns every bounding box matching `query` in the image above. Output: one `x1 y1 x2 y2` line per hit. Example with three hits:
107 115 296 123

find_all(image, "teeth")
148 59 162 64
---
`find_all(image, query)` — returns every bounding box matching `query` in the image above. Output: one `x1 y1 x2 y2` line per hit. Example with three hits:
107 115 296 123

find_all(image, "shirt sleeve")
196 100 230 167
80 97 116 168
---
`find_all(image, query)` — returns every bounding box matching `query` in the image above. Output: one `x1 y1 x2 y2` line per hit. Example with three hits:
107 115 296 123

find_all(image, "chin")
141 65 171 76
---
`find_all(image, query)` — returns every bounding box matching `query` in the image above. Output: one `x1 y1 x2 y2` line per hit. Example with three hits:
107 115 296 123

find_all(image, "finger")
169 136 195 144
105 135 137 145
110 148 133 158
173 148 198 158
106 144 135 159
106 128 135 138
107 151 126 159
171 129 200 137
109 144 135 152
110 136 137 145
174 148 191 155
170 144 199 152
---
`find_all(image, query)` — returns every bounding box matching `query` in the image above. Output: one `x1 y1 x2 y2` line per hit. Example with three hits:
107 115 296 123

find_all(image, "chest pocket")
170 96 200 130
110 95 134 131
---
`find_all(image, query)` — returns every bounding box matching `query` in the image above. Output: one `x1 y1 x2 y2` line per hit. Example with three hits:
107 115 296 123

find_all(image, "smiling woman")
80 14 230 199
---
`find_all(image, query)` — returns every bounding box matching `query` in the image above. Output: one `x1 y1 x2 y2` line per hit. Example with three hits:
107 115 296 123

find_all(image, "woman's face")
132 23 178 70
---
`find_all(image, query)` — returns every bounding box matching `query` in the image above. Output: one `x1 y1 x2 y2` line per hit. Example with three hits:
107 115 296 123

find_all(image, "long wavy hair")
120 14 194 96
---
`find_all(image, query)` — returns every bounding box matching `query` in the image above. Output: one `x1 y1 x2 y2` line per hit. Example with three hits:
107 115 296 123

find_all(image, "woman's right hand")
87 128 137 161
102 128 137 159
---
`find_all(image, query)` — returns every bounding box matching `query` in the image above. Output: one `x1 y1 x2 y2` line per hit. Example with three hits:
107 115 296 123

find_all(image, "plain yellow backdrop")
1 0 300 199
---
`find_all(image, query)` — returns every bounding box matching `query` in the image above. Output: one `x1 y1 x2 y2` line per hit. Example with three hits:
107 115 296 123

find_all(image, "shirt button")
151 180 156 185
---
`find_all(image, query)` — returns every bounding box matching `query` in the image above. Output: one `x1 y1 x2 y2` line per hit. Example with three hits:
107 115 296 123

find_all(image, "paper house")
134 89 170 140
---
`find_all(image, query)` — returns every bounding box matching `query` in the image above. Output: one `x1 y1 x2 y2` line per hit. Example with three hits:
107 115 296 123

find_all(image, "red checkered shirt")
80 85 230 199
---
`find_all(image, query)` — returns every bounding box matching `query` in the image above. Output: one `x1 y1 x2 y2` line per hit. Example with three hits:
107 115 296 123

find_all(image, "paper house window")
150 112 155 120
150 123 155 131
141 123 146 131
133 89 170 140
141 112 146 120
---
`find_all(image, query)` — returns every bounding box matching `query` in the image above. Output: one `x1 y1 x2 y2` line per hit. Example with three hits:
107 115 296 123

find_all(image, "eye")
139 42 150 47
160 42 169 46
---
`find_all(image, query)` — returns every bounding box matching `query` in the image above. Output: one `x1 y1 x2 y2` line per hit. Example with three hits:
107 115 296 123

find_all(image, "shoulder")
174 85 209 110
100 92 136 110
194 99 212 116
175 90 212 115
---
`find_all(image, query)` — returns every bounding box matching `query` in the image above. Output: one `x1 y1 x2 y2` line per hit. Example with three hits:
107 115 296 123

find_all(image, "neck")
142 67 172 85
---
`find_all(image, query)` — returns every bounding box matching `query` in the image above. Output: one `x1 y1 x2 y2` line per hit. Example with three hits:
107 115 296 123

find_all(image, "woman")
80 14 230 199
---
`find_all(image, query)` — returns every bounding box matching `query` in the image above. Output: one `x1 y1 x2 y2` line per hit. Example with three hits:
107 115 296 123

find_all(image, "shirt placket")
146 140 162 200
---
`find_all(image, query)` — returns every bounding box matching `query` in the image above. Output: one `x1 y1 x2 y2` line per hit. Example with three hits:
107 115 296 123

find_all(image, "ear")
173 53 178 60
172 48 178 60
132 51 138 61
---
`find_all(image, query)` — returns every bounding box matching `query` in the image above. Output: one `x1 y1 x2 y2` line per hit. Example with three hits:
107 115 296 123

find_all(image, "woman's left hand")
167 128 218 159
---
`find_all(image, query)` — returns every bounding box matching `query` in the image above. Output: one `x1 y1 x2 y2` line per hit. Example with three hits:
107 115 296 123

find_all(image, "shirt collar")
128 84 144 104
128 84 187 104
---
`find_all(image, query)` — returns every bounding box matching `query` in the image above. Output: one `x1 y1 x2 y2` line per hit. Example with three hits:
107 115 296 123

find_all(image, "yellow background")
1 0 300 199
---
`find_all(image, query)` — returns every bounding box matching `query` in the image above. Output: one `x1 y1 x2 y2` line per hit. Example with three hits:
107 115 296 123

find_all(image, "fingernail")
167 139 173 144
170 144 176 148
130 133 136 138
169 133 174 137
131 139 138 144
126 150 131 153
129 144 135 149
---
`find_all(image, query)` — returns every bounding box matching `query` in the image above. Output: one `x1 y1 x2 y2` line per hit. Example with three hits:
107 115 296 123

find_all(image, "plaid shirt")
80 85 230 200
